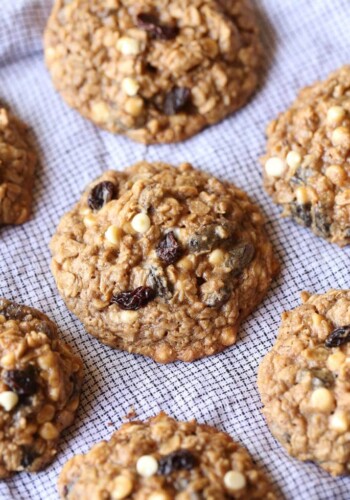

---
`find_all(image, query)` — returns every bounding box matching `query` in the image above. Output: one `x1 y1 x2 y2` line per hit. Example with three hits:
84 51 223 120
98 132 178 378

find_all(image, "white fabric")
1 1 350 498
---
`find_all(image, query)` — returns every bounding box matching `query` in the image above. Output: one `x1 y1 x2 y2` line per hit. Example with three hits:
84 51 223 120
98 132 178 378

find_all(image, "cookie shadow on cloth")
252 0 277 92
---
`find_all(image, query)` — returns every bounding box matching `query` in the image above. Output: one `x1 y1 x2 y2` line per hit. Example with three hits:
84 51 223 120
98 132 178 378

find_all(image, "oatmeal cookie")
58 412 276 499
44 0 261 144
0 298 83 478
258 290 350 476
262 66 350 246
0 108 36 225
50 161 279 363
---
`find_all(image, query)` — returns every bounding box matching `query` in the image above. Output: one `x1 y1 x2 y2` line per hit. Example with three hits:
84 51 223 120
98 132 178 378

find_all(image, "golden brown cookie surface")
44 0 261 144
0 108 36 225
258 290 350 476
262 65 350 246
58 413 276 499
50 161 279 363
0 298 83 478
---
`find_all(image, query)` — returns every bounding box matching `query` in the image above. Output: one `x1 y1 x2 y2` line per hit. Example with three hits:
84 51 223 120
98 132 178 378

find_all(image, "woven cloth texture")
1 0 350 498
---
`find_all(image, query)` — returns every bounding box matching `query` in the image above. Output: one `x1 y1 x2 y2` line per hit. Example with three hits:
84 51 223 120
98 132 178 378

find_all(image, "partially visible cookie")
0 298 83 478
58 412 276 499
44 0 261 144
262 65 350 246
50 161 279 363
0 108 36 225
258 290 350 476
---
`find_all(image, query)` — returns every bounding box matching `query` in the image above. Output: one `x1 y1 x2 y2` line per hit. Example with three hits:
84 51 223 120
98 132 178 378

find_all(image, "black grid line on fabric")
1 0 350 499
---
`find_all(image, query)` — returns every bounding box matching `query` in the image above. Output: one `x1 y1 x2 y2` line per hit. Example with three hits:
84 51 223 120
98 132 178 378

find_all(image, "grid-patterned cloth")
1 1 350 498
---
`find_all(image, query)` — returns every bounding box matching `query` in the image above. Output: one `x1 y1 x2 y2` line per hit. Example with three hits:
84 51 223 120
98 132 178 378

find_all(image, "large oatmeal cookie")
258 290 350 476
50 161 279 363
262 66 350 246
58 412 276 499
0 108 36 225
44 0 261 144
0 298 83 478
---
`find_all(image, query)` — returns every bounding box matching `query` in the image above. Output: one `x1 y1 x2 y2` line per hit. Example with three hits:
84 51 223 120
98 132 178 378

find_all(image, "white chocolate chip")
0 391 19 411
124 97 144 117
327 106 346 126
295 186 310 205
310 387 335 413
208 249 226 266
105 225 123 245
1 352 16 368
327 351 346 371
286 150 302 169
330 410 349 433
120 310 138 324
136 455 158 477
332 126 350 147
122 77 140 96
83 214 97 228
224 471 247 491
0 109 9 127
116 37 141 55
265 157 286 177
91 101 110 122
176 255 195 271
131 213 151 233
147 493 170 500
325 165 347 186
111 475 133 500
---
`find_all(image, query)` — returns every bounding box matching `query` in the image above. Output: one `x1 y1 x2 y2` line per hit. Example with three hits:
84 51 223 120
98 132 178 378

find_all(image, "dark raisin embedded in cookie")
163 87 191 115
158 449 197 475
156 231 182 265
88 181 117 210
111 286 156 310
3 366 38 396
58 413 277 499
325 325 350 347
50 161 279 363
136 13 179 40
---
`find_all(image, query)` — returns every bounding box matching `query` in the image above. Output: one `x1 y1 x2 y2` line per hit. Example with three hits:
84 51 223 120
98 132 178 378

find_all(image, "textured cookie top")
0 108 36 225
0 298 83 478
58 412 276 499
262 66 350 246
50 161 278 363
44 0 261 144
258 290 350 476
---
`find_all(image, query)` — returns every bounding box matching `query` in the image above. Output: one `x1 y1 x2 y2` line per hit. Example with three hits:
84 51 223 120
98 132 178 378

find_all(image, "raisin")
325 325 350 348
156 232 182 265
88 181 117 211
111 286 156 310
188 222 234 255
21 447 39 468
137 13 179 40
314 205 331 237
147 266 173 300
290 202 312 227
225 242 255 277
4 365 38 396
164 87 191 115
158 450 197 475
